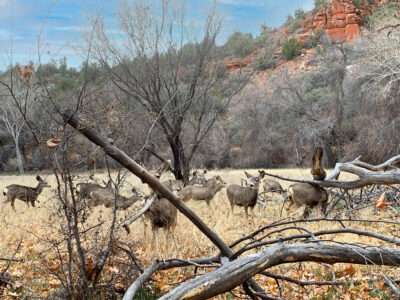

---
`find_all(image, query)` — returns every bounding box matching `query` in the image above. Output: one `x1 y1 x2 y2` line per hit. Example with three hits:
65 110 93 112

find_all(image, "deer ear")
244 171 251 179
36 175 42 181
258 170 265 178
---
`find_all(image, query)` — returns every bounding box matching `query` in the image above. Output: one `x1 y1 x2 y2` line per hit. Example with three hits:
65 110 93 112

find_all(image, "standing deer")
3 175 50 210
226 170 265 223
177 175 226 207
145 179 183 253
285 183 328 218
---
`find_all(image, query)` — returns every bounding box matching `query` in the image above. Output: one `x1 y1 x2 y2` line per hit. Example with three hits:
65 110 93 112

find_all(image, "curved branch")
122 194 157 234
122 256 219 300
233 228 400 258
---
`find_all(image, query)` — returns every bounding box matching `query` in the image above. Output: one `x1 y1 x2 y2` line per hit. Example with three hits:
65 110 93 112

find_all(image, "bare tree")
0 100 25 173
90 0 250 181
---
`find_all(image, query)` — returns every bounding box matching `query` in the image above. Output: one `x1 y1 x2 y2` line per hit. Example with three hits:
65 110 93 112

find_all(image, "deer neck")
35 183 44 195
210 183 222 195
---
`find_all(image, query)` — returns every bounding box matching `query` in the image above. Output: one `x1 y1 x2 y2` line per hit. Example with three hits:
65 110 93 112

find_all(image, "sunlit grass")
0 168 396 298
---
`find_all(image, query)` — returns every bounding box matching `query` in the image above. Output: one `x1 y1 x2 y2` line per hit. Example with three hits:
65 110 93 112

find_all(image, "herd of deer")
2 148 329 250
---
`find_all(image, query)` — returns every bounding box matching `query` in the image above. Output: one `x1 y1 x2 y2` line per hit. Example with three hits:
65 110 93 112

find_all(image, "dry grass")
0 169 397 298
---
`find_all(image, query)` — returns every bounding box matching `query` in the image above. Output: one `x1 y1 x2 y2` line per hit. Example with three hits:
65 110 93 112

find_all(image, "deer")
187 170 208 186
284 183 328 218
226 170 265 223
3 175 51 211
177 175 226 207
75 179 112 202
89 187 142 211
261 179 284 202
283 147 329 218
144 179 183 254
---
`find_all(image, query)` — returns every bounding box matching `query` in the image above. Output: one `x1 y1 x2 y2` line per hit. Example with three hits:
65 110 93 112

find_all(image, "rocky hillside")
301 0 396 42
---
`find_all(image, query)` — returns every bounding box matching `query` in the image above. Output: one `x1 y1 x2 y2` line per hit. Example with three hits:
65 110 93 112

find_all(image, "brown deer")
145 179 183 253
311 146 326 180
261 179 284 201
187 170 207 186
226 171 265 223
76 179 112 200
3 175 50 210
177 175 226 207
89 187 142 210
285 183 328 218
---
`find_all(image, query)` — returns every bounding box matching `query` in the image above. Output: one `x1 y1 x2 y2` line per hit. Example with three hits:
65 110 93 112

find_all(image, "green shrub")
303 38 318 49
282 38 302 60
255 23 273 47
365 3 399 29
225 32 256 57
314 0 329 11
289 18 304 32
313 28 326 41
216 63 226 79
353 0 361 9
286 9 306 32
253 50 276 71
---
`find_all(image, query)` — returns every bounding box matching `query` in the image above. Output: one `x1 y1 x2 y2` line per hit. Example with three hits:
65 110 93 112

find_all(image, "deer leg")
170 223 178 252
244 206 249 220
11 198 16 211
250 206 255 225
31 200 36 208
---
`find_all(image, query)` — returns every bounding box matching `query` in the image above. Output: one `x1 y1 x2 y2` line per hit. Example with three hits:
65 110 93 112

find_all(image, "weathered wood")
261 158 400 190
121 194 157 234
160 243 400 299
122 257 219 300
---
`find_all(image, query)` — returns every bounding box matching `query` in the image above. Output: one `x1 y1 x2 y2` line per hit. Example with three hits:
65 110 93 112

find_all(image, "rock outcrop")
302 0 394 42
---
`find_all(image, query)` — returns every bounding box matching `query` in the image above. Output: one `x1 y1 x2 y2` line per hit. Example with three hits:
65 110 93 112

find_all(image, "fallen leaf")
46 138 61 148
373 192 392 210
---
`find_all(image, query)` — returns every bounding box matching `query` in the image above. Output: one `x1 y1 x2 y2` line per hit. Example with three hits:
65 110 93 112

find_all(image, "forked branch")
261 154 400 190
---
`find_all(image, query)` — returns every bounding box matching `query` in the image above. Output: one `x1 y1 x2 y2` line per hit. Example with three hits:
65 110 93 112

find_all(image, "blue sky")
0 0 313 71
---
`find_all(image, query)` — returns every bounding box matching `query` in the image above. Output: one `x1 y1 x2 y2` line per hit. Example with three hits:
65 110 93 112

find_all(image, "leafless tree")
0 100 25 173
89 0 251 181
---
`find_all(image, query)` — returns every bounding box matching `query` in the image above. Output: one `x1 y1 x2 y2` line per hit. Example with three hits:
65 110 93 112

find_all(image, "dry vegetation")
1 169 398 299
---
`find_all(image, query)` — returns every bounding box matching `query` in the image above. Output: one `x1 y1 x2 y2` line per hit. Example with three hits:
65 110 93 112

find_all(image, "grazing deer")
261 179 284 201
285 183 328 218
226 171 265 223
3 175 50 210
177 175 226 206
90 187 142 211
311 147 326 180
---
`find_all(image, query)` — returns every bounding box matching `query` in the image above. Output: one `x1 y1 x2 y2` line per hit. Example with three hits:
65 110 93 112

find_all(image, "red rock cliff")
302 0 394 42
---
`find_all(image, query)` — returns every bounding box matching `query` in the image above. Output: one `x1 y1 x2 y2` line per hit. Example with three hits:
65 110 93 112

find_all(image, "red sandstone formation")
302 0 394 42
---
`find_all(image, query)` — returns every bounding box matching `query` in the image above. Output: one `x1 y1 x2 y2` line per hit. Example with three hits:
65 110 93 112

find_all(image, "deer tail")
3 188 7 196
